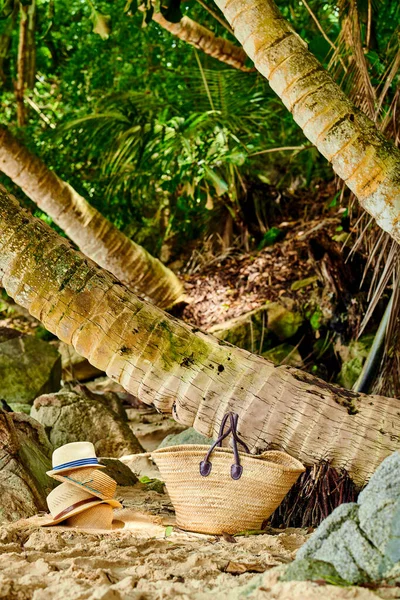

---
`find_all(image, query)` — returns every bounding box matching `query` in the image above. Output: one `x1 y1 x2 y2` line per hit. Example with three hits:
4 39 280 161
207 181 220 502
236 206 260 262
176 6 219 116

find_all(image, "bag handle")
199 412 249 480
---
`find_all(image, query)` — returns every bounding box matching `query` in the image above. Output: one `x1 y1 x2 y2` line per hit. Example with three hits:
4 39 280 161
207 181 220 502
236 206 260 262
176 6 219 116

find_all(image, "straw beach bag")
151 412 305 535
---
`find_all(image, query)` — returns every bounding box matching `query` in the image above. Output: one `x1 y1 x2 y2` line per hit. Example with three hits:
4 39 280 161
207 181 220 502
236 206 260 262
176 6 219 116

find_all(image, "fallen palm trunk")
0 127 183 309
212 0 400 244
1 186 399 486
152 13 251 72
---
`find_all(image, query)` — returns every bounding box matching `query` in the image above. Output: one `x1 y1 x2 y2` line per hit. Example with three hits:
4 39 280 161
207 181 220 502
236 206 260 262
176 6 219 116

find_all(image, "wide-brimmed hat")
40 482 121 526
65 503 115 530
47 442 106 476
50 467 117 500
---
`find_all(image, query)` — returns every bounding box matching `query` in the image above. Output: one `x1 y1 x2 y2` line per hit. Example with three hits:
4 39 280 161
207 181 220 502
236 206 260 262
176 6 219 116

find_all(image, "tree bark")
16 3 29 127
0 185 399 486
152 13 252 72
0 127 184 309
212 0 400 244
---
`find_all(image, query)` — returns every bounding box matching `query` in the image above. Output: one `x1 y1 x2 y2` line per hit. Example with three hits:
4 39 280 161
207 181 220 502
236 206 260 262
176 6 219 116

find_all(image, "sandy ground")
1 485 399 600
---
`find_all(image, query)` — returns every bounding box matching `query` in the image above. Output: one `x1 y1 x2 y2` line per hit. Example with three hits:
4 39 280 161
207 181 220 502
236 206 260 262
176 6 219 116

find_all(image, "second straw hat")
47 441 106 476
41 482 122 526
51 467 117 500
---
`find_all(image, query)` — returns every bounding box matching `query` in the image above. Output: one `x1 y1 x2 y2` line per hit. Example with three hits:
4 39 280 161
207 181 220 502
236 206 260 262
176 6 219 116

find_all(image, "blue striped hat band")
53 457 100 471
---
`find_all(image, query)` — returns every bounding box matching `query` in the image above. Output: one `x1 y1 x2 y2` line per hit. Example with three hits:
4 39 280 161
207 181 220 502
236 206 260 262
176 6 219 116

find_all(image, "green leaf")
139 475 151 483
90 10 111 40
204 166 228 197
258 227 284 250
310 310 323 331
291 276 319 291
165 526 173 537
124 0 138 13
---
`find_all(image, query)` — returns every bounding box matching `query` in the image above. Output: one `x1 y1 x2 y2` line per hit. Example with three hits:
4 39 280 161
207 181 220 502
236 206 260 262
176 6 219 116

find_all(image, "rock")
119 453 162 481
262 343 303 368
282 559 345 585
98 458 138 486
312 519 386 583
293 452 400 584
158 427 214 449
0 333 61 411
58 342 104 382
0 409 55 523
357 451 400 554
0 327 22 343
86 377 141 407
208 300 303 354
385 501 400 563
31 387 143 458
127 408 187 451
297 503 359 560
68 383 128 423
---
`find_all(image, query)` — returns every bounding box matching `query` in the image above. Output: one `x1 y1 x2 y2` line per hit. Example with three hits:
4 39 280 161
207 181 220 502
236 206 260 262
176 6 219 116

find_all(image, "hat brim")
49 472 112 500
46 464 106 476
38 498 122 527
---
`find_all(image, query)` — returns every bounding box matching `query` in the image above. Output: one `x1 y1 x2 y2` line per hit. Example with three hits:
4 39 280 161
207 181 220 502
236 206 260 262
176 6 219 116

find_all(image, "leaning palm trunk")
0 127 183 309
152 13 251 72
1 185 399 486
212 0 400 244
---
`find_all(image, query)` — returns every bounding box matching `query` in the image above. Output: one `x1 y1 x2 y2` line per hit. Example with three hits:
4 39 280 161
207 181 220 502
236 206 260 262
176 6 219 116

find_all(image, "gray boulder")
357 451 400 554
158 427 214 449
0 330 61 412
58 342 104 382
288 451 400 584
98 458 138 486
31 386 143 457
0 409 56 523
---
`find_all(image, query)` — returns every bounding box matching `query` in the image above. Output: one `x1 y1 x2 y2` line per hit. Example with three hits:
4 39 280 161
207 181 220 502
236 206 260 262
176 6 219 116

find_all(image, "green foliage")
0 0 398 259
258 227 284 249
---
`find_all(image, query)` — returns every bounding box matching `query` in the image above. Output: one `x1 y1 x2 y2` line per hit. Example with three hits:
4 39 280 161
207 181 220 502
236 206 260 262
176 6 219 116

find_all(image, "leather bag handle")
199 412 249 480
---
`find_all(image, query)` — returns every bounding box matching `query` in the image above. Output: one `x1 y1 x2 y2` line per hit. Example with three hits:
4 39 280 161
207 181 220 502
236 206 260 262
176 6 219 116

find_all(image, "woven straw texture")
65 504 114 530
51 468 117 500
152 446 305 534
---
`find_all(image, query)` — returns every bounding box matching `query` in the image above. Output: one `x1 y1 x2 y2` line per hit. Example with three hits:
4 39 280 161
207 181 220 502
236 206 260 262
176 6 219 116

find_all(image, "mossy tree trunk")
0 127 184 309
15 2 29 127
212 0 400 243
152 13 251 72
1 185 399 486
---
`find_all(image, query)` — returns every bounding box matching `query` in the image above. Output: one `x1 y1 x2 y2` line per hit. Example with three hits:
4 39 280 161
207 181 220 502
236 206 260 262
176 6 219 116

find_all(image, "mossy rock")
262 343 303 367
0 333 61 409
281 559 346 585
31 387 143 457
208 301 303 354
8 403 32 415
293 452 400 585
158 427 213 449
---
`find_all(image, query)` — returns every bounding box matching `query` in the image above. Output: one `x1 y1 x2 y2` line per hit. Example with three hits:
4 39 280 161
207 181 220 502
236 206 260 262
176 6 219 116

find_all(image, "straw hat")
50 467 117 500
41 482 121 526
65 504 114 530
47 441 106 475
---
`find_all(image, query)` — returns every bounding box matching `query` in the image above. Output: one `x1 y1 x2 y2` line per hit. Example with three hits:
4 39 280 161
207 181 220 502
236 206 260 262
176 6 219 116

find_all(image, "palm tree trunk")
1 184 399 486
152 13 252 72
0 127 184 309
16 3 29 127
212 0 400 244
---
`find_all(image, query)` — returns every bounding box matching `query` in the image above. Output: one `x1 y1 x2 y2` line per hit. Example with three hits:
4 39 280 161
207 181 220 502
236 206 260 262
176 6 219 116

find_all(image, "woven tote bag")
151 412 305 534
